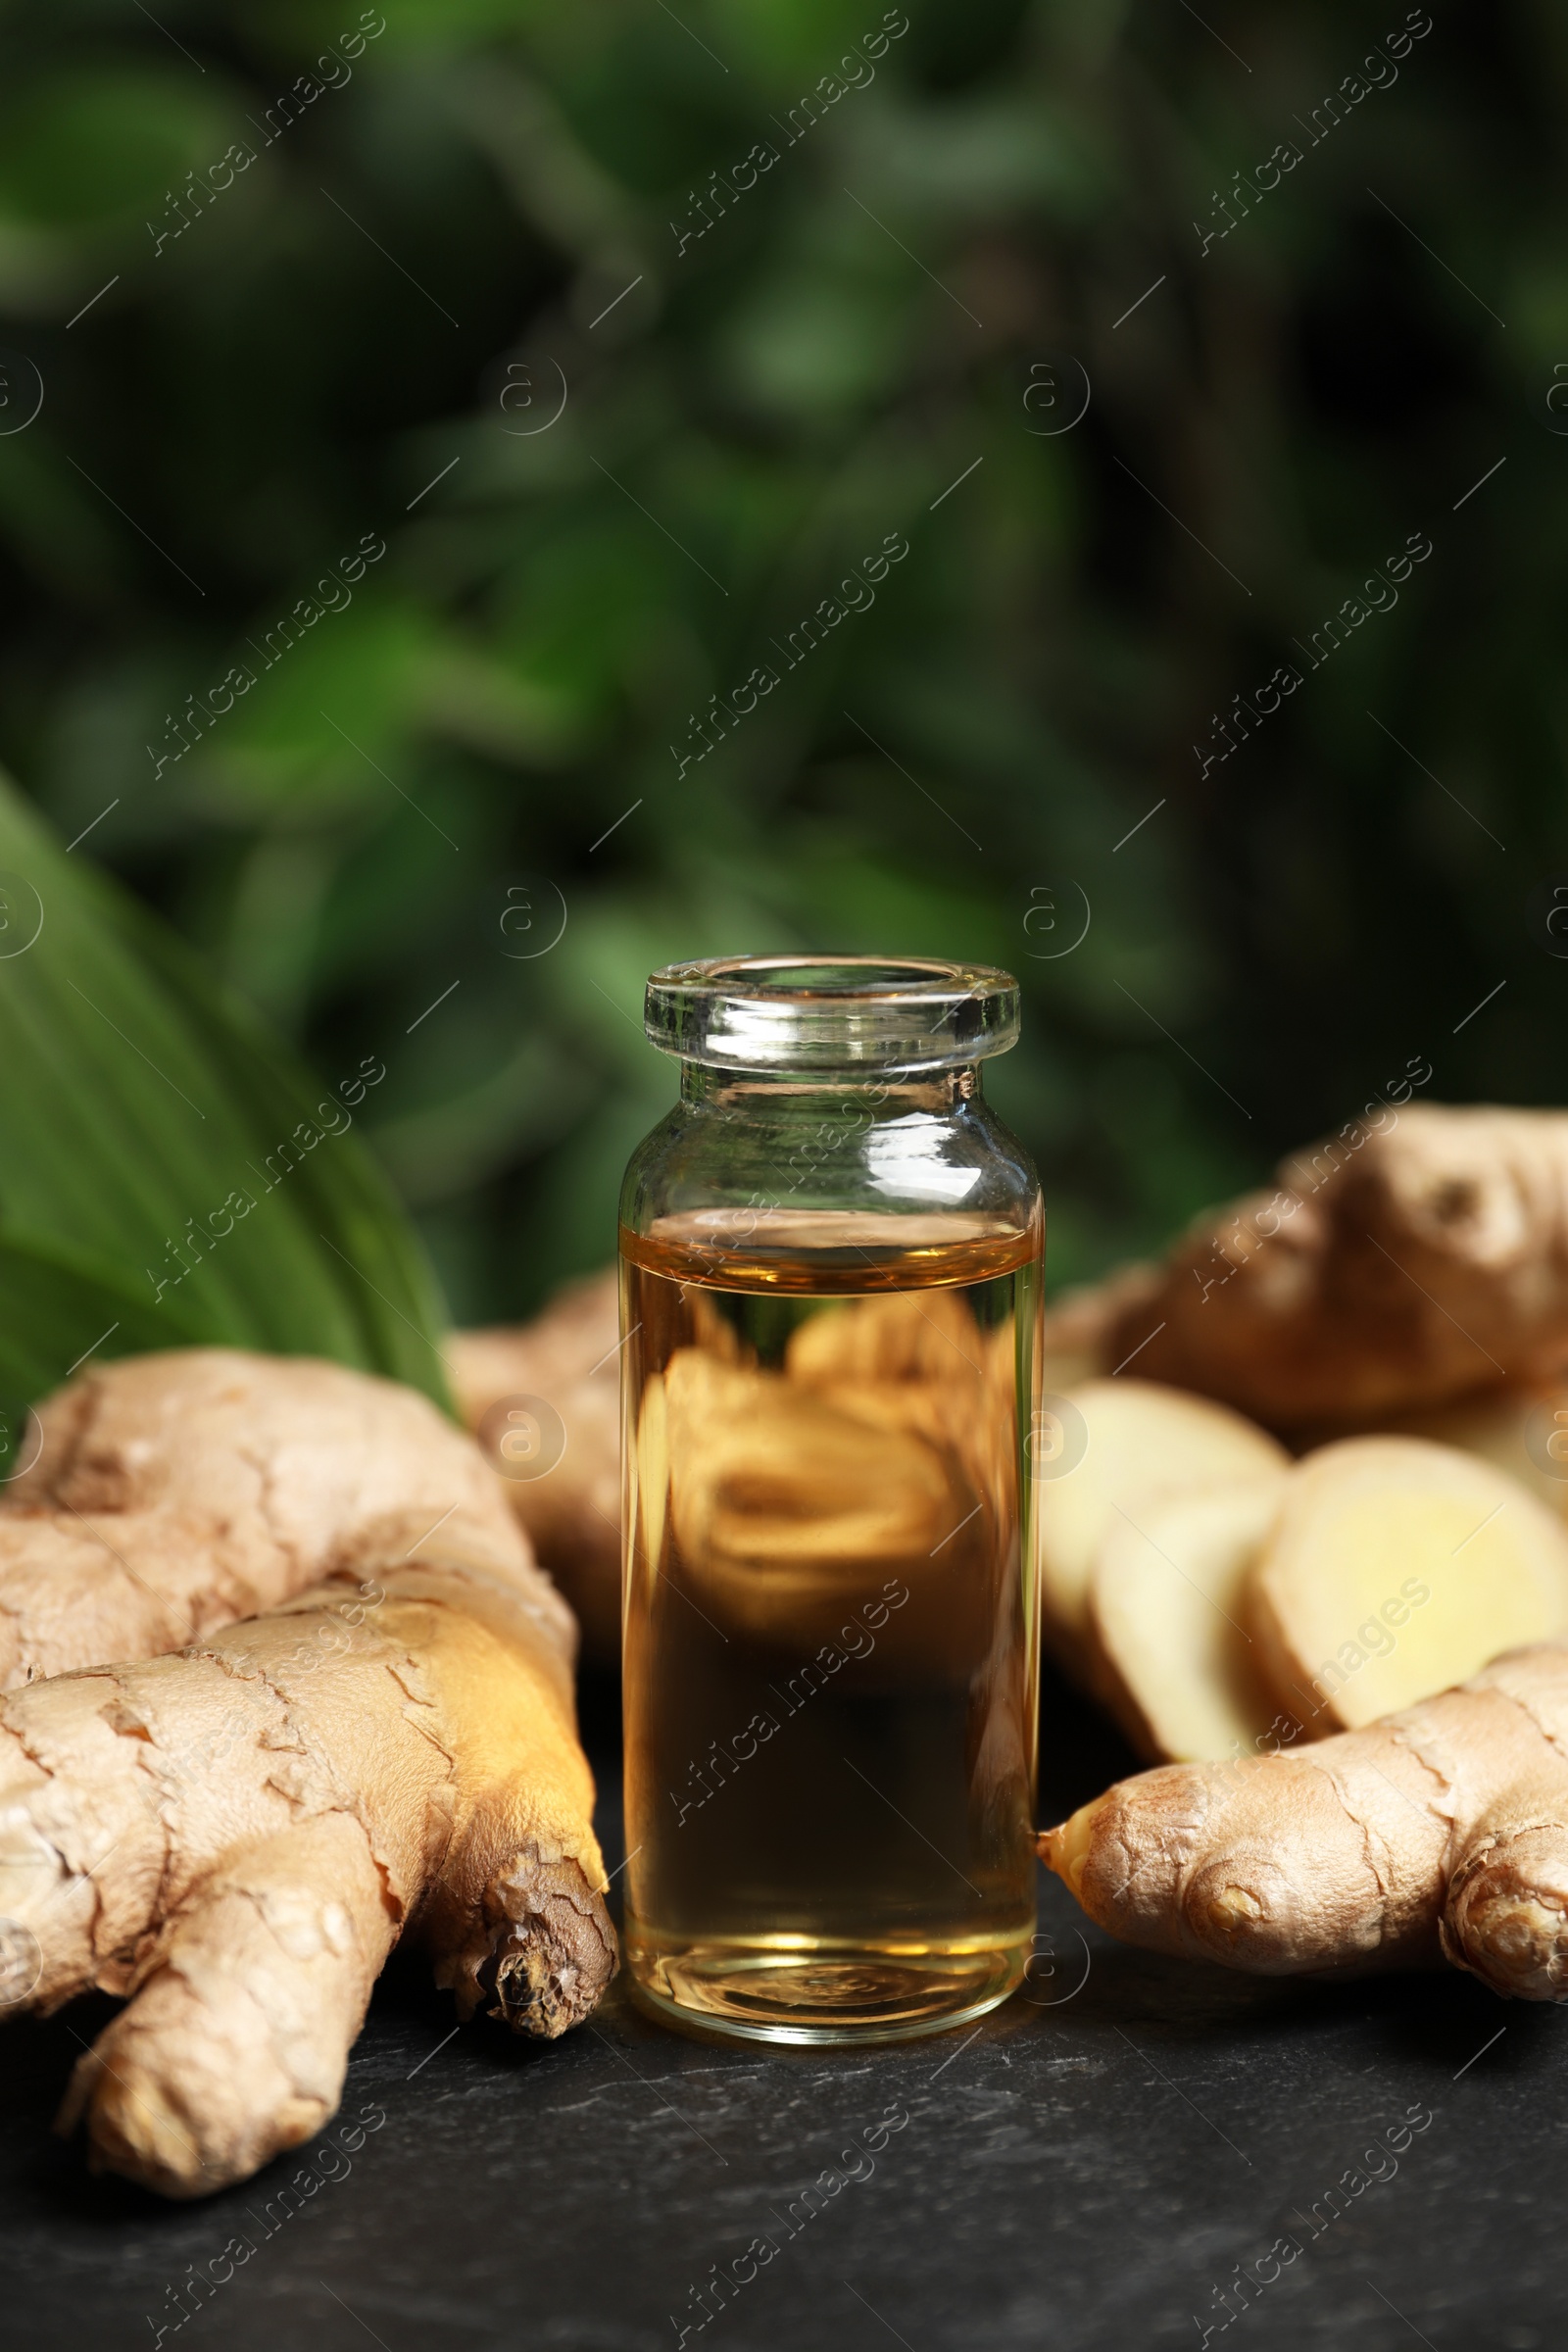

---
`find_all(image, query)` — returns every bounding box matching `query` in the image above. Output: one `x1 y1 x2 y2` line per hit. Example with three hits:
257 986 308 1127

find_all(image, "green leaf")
0 771 451 1418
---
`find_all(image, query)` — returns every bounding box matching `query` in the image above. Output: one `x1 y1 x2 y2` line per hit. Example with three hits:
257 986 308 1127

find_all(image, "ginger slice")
1379 1384 1568 1518
1089 1478 1288 1763
1041 1642 1568 2001
1249 1435 1568 1732
1036 1378 1287 1647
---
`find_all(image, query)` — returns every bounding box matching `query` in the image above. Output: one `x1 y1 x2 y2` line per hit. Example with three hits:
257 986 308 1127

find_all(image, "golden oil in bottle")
620 1204 1041 2042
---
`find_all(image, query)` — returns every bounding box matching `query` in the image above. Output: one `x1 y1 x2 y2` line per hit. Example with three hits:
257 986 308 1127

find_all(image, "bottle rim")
644 953 1020 1071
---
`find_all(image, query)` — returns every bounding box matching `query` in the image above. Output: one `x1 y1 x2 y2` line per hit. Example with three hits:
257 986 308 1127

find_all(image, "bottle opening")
644 953 1020 1072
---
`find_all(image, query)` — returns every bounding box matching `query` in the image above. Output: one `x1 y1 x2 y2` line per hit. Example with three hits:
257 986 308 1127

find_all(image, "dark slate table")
1 1665 1558 2352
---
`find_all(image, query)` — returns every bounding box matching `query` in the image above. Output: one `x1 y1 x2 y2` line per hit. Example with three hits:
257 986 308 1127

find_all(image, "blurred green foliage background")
0 0 1561 1329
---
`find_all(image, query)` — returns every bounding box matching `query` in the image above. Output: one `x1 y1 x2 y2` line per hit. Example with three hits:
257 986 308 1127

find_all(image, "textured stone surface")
0 1664 1558 2350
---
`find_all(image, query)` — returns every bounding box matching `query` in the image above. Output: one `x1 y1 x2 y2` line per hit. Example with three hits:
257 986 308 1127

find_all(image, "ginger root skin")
10 1545 612 2198
1095 1104 1568 1427
0 1342 614 2201
1041 1642 1568 2000
0 1348 527 1690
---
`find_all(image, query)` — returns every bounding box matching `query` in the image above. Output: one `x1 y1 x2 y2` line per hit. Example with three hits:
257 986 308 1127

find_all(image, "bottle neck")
677 1062 983 1112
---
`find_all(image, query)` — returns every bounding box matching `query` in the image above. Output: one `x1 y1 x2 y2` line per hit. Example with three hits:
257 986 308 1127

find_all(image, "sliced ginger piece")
1090 1478 1287 1762
1250 1435 1568 1732
1037 1378 1288 1646
1380 1384 1568 1520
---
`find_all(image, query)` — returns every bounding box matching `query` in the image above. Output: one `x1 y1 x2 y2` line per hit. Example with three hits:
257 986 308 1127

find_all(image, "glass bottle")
618 956 1043 2043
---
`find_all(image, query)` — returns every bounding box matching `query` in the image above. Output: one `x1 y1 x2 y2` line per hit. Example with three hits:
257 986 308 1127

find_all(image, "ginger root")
21 1553 612 2195
0 1350 614 2197
1042 1642 1568 2000
1086 1104 1568 1427
0 1347 522 1687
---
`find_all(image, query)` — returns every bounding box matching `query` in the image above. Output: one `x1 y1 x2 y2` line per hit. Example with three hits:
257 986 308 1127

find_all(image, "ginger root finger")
1443 1816 1568 2000
58 1816 391 2196
451 1270 621 1662
1437 1644 1568 1999
1249 1437 1568 1731
1041 1643 1568 1996
0 1348 522 1688
0 1551 612 2197
1098 1103 1568 1427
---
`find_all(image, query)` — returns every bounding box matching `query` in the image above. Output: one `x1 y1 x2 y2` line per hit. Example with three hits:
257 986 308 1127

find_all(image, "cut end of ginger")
1249 1435 1568 1731
1376 1384 1568 1521
1090 1477 1288 1762
1036 1378 1288 1643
